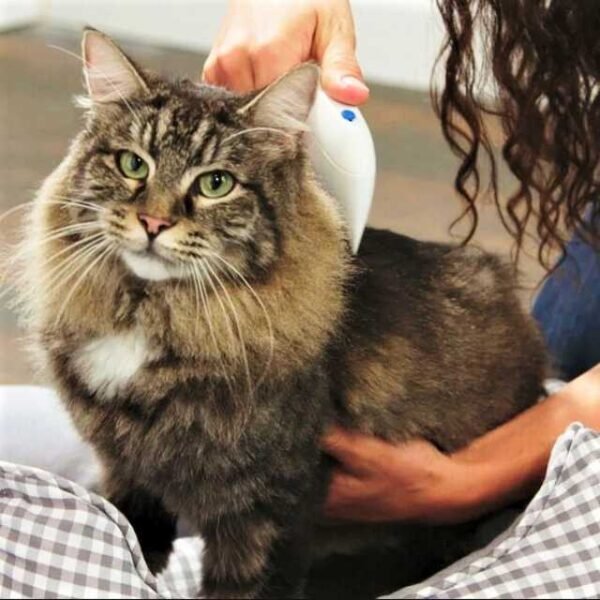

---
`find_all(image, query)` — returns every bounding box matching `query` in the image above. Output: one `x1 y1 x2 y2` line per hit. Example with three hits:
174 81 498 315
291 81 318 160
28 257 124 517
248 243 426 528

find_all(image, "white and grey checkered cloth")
1 423 599 599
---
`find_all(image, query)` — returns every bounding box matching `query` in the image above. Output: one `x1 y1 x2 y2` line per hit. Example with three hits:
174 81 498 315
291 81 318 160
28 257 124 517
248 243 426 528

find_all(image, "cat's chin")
121 250 184 282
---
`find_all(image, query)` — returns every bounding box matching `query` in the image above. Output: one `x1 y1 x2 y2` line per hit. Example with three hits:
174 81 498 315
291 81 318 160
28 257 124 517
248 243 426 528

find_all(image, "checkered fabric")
1 424 599 599
0 462 166 599
387 423 600 599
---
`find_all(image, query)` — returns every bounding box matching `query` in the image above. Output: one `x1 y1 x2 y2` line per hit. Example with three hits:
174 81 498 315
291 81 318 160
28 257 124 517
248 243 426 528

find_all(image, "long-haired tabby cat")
15 28 547 599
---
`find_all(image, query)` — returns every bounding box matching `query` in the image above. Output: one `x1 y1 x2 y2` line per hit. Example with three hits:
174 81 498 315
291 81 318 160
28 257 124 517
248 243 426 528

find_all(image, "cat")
14 28 547 599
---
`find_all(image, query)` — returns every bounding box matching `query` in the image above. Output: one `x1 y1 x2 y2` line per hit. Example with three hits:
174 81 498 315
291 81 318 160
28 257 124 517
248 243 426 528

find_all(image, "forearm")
322 364 600 525
449 363 600 520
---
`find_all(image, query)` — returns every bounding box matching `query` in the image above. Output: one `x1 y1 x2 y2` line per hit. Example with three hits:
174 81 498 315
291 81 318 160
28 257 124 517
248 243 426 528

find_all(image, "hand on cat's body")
322 427 469 524
202 0 369 104
323 365 600 526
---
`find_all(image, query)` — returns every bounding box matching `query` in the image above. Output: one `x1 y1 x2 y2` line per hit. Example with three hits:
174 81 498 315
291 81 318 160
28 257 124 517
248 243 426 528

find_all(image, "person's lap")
2 421 599 598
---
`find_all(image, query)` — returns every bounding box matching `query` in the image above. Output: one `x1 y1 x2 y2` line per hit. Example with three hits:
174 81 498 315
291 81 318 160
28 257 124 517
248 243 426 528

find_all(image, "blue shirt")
533 231 600 380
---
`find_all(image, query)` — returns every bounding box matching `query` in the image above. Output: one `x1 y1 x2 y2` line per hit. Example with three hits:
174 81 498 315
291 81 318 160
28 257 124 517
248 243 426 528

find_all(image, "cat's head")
49 28 341 284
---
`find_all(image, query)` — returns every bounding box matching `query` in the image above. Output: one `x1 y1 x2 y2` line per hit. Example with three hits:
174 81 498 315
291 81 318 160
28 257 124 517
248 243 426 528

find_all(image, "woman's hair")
435 0 600 267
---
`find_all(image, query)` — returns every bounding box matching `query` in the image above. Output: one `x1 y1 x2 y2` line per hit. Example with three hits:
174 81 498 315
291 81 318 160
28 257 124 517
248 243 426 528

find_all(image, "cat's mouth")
120 247 183 282
134 244 175 263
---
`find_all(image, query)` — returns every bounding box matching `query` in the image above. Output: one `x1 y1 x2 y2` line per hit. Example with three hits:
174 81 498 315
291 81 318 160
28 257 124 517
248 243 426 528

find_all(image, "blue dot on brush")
341 109 357 122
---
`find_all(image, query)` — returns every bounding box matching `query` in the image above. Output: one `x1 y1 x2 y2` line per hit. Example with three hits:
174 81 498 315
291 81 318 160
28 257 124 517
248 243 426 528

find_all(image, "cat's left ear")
238 63 319 131
81 27 149 103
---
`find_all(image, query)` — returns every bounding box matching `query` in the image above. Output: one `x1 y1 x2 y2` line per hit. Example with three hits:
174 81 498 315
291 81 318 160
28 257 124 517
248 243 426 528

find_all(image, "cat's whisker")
193 261 217 345
190 260 234 391
187 262 213 357
1 206 103 277
40 237 111 300
222 127 295 144
202 259 254 397
46 196 107 214
27 223 102 247
38 220 101 235
5 233 108 293
208 263 269 384
1 198 105 262
47 45 143 128
197 258 237 357
40 253 107 311
55 241 115 316
188 258 241 397
0 199 105 240
53 241 115 326
208 253 275 385
12 237 106 307
0 202 39 228
36 232 107 272
197 260 238 389
41 233 107 278
3 222 100 257
189 261 207 340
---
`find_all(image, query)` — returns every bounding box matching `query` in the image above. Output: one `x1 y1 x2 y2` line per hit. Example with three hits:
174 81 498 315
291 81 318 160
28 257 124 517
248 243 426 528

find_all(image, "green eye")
198 171 235 198
117 151 149 180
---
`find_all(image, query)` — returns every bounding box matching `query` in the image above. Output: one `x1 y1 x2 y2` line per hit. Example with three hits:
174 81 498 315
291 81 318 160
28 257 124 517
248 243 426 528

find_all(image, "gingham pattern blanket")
1 424 599 599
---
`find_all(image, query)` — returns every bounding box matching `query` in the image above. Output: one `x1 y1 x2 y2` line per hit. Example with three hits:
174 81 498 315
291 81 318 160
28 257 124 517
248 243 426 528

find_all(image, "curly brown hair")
435 0 600 267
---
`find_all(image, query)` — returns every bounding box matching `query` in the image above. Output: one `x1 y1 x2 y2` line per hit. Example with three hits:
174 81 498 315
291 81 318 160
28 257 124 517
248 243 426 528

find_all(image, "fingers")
202 0 368 104
321 426 364 466
317 32 369 105
250 41 300 90
202 46 256 92
321 426 389 474
321 430 458 523
202 0 316 92
322 470 369 521
203 43 304 93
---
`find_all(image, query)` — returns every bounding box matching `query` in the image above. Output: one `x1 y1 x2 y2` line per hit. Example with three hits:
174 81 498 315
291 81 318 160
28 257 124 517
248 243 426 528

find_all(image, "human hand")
322 367 600 525
321 427 476 524
202 0 369 104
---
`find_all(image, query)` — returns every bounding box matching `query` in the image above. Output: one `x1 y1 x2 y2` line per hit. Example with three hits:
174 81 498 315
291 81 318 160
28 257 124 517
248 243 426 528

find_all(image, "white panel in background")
0 0 43 31
45 0 228 56
353 0 445 91
45 0 443 91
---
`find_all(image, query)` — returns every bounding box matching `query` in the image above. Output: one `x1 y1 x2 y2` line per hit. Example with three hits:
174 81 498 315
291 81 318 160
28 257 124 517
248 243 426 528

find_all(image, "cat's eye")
197 171 235 199
117 151 149 180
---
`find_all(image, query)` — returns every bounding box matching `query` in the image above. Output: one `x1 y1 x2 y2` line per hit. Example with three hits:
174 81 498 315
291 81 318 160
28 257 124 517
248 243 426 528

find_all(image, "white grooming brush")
307 88 376 253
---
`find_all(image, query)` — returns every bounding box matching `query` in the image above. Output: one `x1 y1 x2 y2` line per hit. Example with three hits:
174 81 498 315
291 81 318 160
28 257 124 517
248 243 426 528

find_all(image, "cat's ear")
238 63 319 131
81 27 149 103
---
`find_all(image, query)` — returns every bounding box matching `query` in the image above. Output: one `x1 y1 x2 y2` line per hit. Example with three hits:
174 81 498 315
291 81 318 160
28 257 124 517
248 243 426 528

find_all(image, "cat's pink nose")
138 213 173 237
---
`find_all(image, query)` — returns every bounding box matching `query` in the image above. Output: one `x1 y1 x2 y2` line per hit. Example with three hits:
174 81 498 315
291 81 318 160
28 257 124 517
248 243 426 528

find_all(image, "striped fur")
14 31 547 599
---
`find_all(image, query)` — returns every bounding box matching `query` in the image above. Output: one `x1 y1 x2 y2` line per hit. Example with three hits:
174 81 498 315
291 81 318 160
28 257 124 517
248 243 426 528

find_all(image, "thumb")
319 36 369 106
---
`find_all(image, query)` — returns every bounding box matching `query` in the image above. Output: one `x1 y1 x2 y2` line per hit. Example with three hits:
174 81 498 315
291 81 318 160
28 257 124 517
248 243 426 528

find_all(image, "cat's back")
332 228 547 450
352 227 518 317
314 229 547 597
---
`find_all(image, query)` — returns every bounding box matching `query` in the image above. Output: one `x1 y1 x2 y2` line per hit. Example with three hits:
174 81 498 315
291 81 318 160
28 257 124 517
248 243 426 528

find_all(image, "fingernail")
341 75 369 95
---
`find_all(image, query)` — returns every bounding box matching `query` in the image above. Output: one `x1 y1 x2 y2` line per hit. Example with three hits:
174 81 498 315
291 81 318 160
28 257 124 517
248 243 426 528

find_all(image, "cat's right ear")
81 27 149 104
237 63 320 131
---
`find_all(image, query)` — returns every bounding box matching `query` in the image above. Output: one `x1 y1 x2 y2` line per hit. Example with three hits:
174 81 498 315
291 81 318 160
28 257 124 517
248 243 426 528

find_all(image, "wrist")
446 456 503 521
447 422 554 522
417 447 523 525
427 456 494 524
396 453 490 525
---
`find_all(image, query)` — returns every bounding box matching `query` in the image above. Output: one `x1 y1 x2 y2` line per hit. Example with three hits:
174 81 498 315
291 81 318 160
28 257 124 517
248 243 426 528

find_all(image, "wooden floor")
0 27 545 384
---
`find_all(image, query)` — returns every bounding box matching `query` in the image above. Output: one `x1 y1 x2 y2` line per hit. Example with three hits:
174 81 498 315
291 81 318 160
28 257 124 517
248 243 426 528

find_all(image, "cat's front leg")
201 512 313 599
104 475 177 575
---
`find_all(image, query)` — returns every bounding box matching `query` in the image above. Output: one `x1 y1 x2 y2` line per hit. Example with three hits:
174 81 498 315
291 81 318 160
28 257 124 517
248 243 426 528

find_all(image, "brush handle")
307 88 376 253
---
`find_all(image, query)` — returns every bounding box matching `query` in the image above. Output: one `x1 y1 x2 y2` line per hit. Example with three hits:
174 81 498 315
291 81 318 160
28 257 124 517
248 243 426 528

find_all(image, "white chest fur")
74 330 158 399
